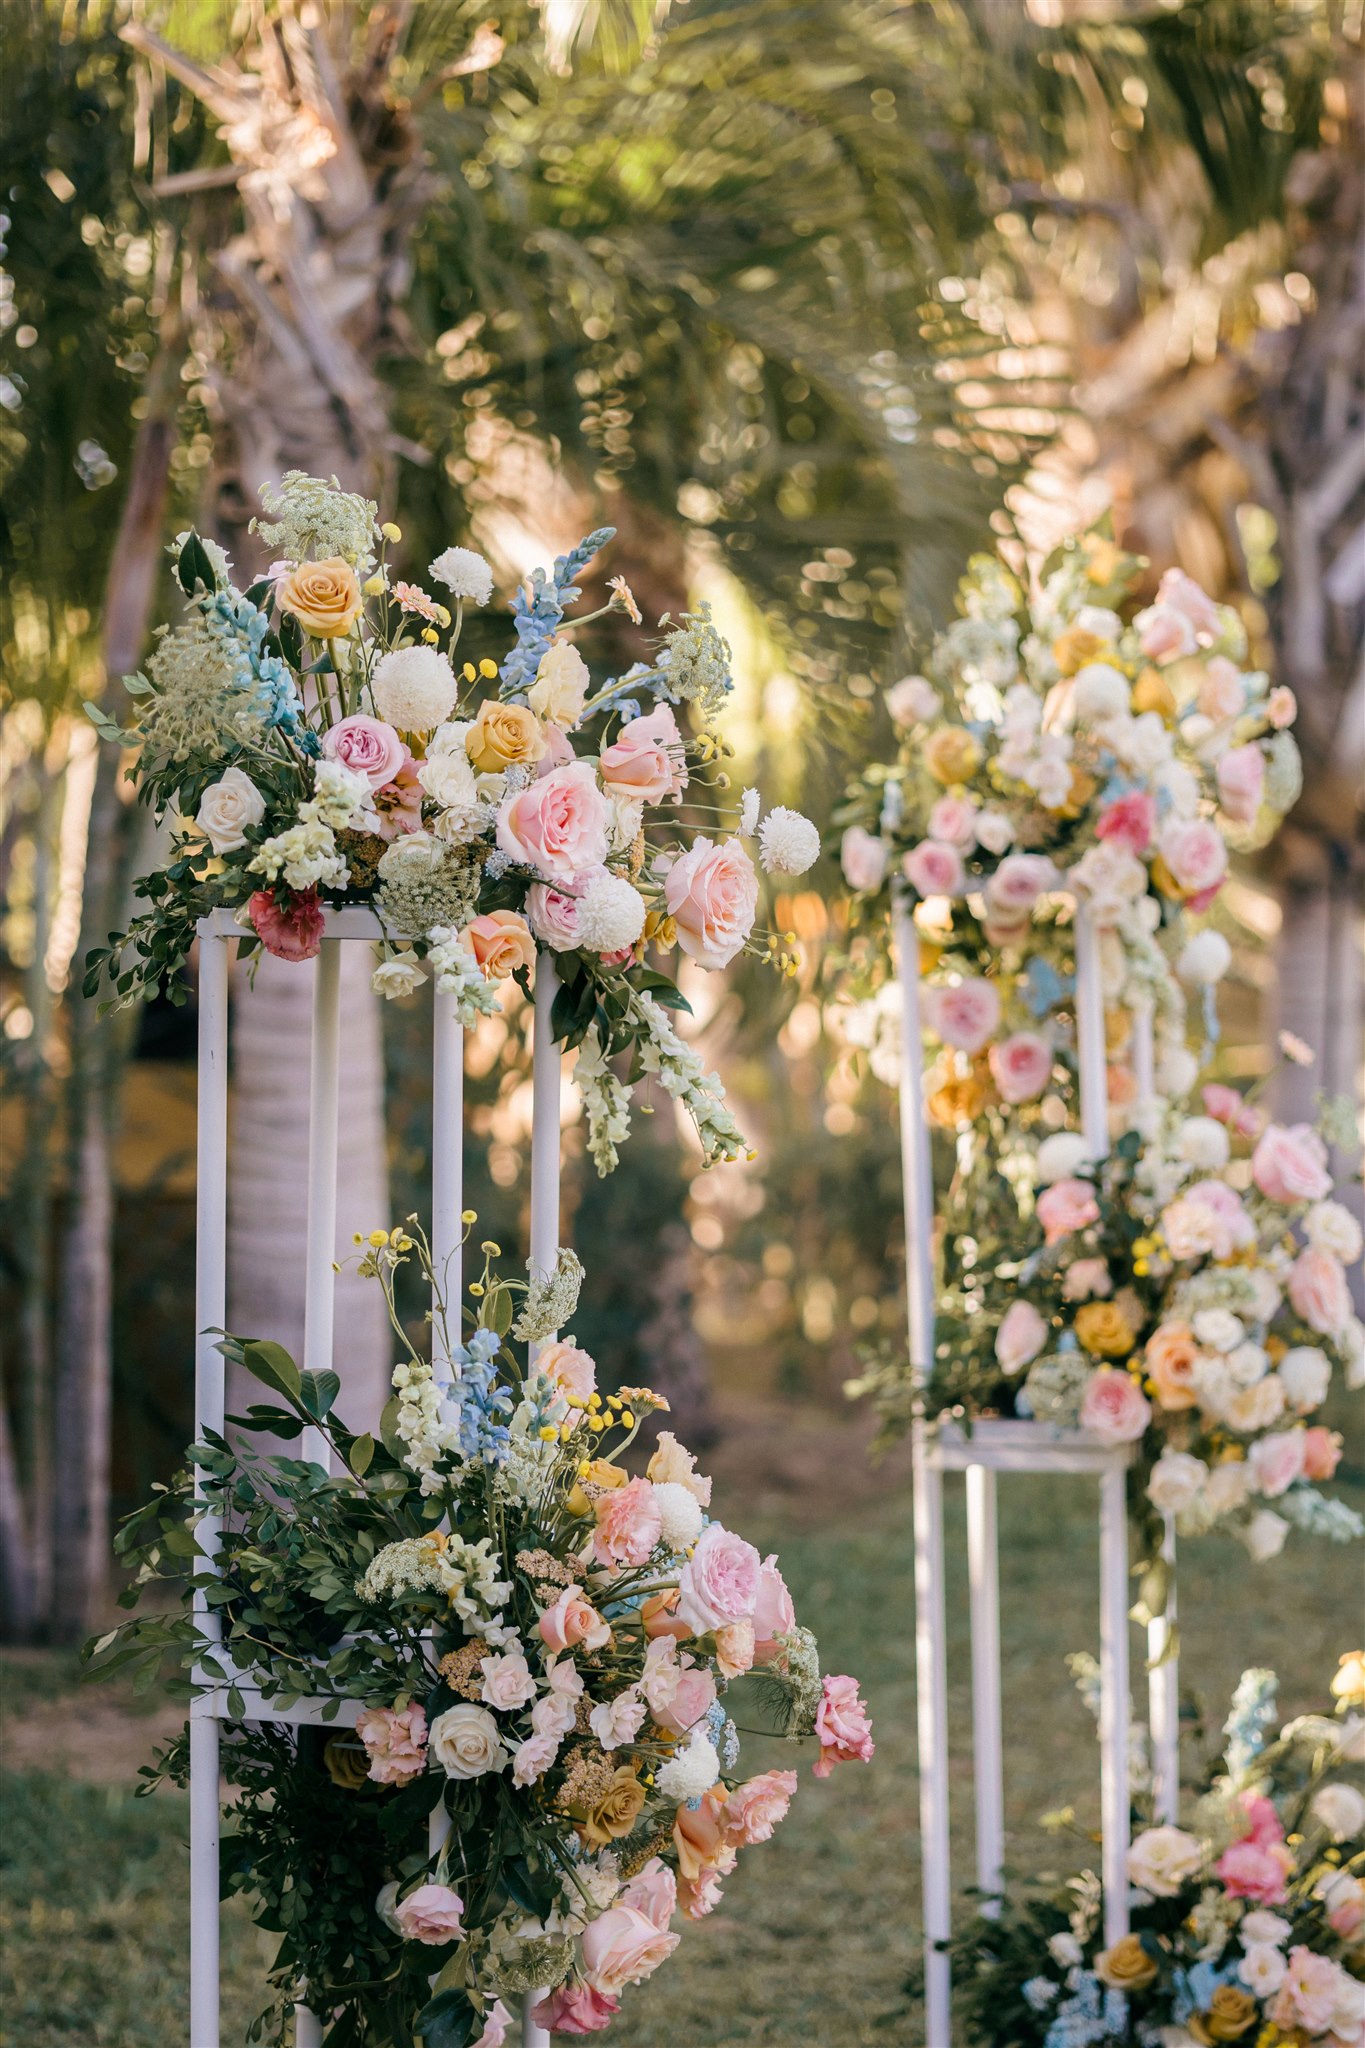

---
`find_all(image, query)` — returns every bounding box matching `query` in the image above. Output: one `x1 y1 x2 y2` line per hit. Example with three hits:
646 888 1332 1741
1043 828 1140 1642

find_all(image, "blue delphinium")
499 529 615 696
449 1327 513 1465
1043 1971 1127 2047
201 590 312 745
1221 1667 1278 1780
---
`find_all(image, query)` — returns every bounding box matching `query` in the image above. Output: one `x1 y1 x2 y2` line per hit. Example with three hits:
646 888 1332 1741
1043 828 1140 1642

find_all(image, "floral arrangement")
948 1654 1365 2048
85 473 820 1170
852 1049 1364 1564
87 1221 872 2045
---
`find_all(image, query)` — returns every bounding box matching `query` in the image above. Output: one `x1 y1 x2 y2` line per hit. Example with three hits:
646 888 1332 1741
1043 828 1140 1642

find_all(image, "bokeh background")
1 1 1361 2041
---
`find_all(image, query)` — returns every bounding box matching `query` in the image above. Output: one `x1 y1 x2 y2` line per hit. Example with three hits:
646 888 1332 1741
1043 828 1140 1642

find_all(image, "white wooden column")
1147 1512 1179 1825
1073 901 1109 1166
430 987 465 1867
1098 1458 1132 1947
301 939 342 1470
191 932 230 2048
966 1465 1004 1914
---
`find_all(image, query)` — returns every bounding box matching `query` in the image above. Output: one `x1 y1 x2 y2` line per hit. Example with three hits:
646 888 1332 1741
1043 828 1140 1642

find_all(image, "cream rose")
196 767 266 853
1128 1824 1205 1897
528 640 591 726
428 1704 509 1780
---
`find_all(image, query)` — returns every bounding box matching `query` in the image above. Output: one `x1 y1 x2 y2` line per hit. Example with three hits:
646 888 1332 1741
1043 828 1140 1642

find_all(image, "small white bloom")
196 766 266 853
1047 1932 1082 1969
1240 1910 1291 1947
739 787 761 836
1176 1117 1230 1171
1127 1825 1204 1897
575 874 646 953
1177 931 1232 985
371 645 458 732
1157 1046 1199 1101
1073 662 1130 721
757 806 820 876
973 809 1014 855
1035 1132 1092 1185
1312 1781 1365 1842
1305 1200 1363 1265
429 546 494 604
1225 1341 1268 1389
885 674 939 726
1241 1507 1289 1563
652 1480 704 1553
372 952 428 1000
655 1730 721 1803
588 1690 647 1750
1193 1308 1243 1355
1238 1942 1287 1997
1277 1345 1331 1414
306 757 375 831
1147 1451 1207 1516
606 793 644 852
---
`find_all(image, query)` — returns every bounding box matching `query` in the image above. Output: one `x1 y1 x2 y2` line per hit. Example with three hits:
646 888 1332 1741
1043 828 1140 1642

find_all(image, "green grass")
2 1446 1360 2047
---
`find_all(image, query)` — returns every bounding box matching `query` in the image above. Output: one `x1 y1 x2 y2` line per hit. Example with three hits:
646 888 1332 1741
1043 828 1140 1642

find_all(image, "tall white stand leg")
301 939 341 1470
191 933 230 2048
521 1990 548 2048
1098 1459 1132 1947
294 2011 323 2048
1147 1513 1179 1825
430 988 465 1868
1073 902 1110 1166
966 1465 1004 1915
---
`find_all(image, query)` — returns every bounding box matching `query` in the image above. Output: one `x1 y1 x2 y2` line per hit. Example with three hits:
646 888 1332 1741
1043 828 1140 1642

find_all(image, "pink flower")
525 882 582 951
531 1984 620 2035
581 1903 680 1997
1095 790 1156 856
1217 743 1265 825
511 1733 559 1786
479 1651 537 1712
393 1882 464 1944
1288 1247 1351 1336
1157 566 1222 639
675 1522 762 1634
1248 1429 1306 1498
1198 655 1246 722
1252 1123 1332 1204
1062 1259 1112 1302
1036 1177 1100 1245
593 1475 664 1569
928 795 979 848
928 977 1001 1054
812 1673 875 1778
664 836 759 970
248 886 325 962
1272 1947 1351 2036
989 1031 1053 1105
1201 1082 1261 1137
371 755 424 841
1158 817 1228 898
536 721 577 775
619 1860 677 1931
840 826 888 893
537 1338 597 1402
1161 1180 1255 1261
751 1554 796 1663
1217 1836 1293 1906
1080 1368 1151 1445
598 705 687 803
1241 1794 1285 1848
651 1662 717 1738
1302 1425 1342 1481
322 713 408 790
473 2001 513 2048
723 1769 798 1845
995 1299 1048 1375
902 838 966 897
538 1584 612 1654
678 1865 726 1920
985 853 1056 917
355 1703 427 1786
1137 603 1197 663
1267 685 1297 729
497 760 611 884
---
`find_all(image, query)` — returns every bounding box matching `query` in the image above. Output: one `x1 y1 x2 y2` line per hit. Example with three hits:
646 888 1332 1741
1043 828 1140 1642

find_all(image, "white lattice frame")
893 896 1180 2043
190 908 554 2048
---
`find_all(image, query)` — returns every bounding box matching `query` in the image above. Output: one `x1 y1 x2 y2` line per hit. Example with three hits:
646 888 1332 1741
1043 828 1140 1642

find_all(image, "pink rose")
1158 817 1227 898
1198 655 1246 722
840 825 888 893
1096 790 1156 856
1062 1259 1112 1302
675 1522 761 1634
985 853 1056 916
651 1662 717 1738
1322 1874 1365 1939
664 836 759 969
1160 1181 1255 1261
812 1673 874 1778
479 1651 537 1712
1302 1426 1342 1481
903 838 966 897
1273 1948 1351 2035
536 721 577 775
581 1904 680 1997
593 1475 664 1569
928 976 1001 1054
1217 743 1265 824
538 1584 612 1654
989 1031 1053 1105
1036 1177 1100 1245
1137 603 1197 663
537 1338 596 1401
525 882 582 951
248 886 325 962
724 1769 798 1845
928 795 979 848
496 760 611 884
1248 1429 1306 1499
1267 685 1297 729
473 2002 513 2048
1288 1247 1351 1336
1217 1837 1292 1906
1202 1082 1261 1137
619 1860 677 1931
995 1299 1048 1375
511 1733 559 1786
1157 566 1222 639
1079 1368 1151 1445
393 1882 464 1944
1251 1123 1332 1204
598 704 687 803
322 713 408 790
355 1703 427 1786
531 1984 620 2035
751 1554 796 1663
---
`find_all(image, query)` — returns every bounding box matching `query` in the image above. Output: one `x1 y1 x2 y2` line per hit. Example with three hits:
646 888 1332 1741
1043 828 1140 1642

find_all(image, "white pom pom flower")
370 646 458 733
651 1480 704 1554
575 874 645 953
757 807 819 876
655 1730 721 1803
429 547 494 605
1177 930 1232 985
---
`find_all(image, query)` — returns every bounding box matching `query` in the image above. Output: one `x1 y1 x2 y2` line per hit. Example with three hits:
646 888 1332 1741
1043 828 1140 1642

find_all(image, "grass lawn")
2 1409 1360 2047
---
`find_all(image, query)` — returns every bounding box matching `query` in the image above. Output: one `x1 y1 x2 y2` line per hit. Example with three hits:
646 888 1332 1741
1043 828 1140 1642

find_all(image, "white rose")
1241 1911 1291 1947
1246 1268 1282 1323
1047 1933 1082 1969
1305 1200 1364 1265
196 766 266 852
1177 1117 1230 1171
1193 1309 1243 1355
1127 1824 1204 1897
1202 1460 1252 1517
974 809 1014 855
372 953 428 1000
1312 1781 1365 1842
1238 1942 1287 1997
1176 931 1232 985
1226 1342 1268 1389
419 744 479 810
479 1652 538 1713
1073 662 1130 721
1277 1346 1330 1413
528 640 590 726
1147 1451 1207 1515
1241 1507 1289 1562
1036 1132 1092 1185
886 674 940 726
607 793 644 851
429 1704 510 1780
1226 1376 1287 1432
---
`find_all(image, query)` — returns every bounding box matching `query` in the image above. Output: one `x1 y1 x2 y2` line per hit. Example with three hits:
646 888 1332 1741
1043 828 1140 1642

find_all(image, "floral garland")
85 474 820 1170
87 1221 872 2046
948 1654 1365 2048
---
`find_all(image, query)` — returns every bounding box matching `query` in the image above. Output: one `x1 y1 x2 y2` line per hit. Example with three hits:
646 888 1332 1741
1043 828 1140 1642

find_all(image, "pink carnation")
322 713 407 789
1273 1947 1354 2036
355 1703 428 1786
1079 1368 1151 1445
1251 1123 1332 1205
1217 1836 1292 1906
929 977 1001 1054
664 836 759 969
593 1476 663 1569
1096 790 1156 856
1288 1247 1351 1337
902 838 966 898
813 1673 875 1778
1217 743 1265 825
723 1769 798 1845
1036 1177 1100 1245
537 1338 597 1401
248 886 325 962
531 1984 620 2035
989 1031 1053 1105
496 760 611 885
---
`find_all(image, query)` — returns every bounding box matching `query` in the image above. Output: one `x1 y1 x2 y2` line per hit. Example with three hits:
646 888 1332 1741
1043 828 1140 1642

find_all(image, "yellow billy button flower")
481 1241 501 1255
422 627 439 645
462 662 477 683
461 1209 477 1224
620 1411 636 1430
363 575 385 596
538 1426 558 1443
479 658 498 679
468 1282 484 1298
381 522 402 542
367 1230 389 1248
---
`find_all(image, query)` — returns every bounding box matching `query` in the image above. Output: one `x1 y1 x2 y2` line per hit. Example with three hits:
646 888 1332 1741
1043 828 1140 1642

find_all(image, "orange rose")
1075 1301 1136 1359
673 1787 730 1881
463 909 535 980
1144 1322 1199 1410
466 698 546 773
641 1589 692 1642
279 557 362 638
928 1073 990 1128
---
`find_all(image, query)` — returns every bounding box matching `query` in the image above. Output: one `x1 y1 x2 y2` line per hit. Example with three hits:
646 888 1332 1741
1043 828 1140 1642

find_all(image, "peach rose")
672 1787 732 1883
928 977 1001 1054
1079 1368 1151 1444
675 1522 761 1634
620 1860 677 1932
537 1338 596 1402
467 698 546 773
989 1031 1053 1105
463 909 535 980
592 1475 663 1569
1157 566 1222 639
538 1583 612 1653
840 826 888 893
1288 1247 1351 1336
598 705 687 802
393 1882 465 1945
323 713 408 789
279 556 362 638
497 760 610 884
813 1673 875 1777
714 1619 755 1678
664 836 759 969
1145 1323 1200 1410
902 838 966 898
1136 603 1197 663
641 1589 692 1642
1036 1177 1100 1245
1301 1425 1342 1481
1198 654 1247 722
995 1299 1048 1376
1267 685 1297 728
1217 743 1264 824
646 1431 712 1506
1251 1123 1332 1205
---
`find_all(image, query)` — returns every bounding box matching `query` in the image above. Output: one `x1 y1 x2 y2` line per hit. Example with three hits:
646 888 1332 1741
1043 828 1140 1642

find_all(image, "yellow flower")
1095 1935 1158 1992
1075 1301 1136 1358
928 1073 990 1129
322 1735 370 1791
923 726 984 786
1132 667 1177 721
565 1459 628 1516
1188 1986 1259 2043
1046 764 1097 819
466 698 546 773
1052 626 1111 676
1083 535 1124 585
580 1766 647 1847
1331 1651 1365 1707
279 557 363 638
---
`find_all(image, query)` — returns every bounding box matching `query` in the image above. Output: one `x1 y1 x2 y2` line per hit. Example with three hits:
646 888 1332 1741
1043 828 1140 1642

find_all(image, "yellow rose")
923 726 984 786
322 1734 369 1791
1052 626 1111 676
1095 1934 1158 1992
279 557 363 638
1075 1301 1136 1358
928 1073 990 1129
1083 536 1124 585
581 1765 646 1847
1188 1987 1259 2043
1132 667 1177 721
466 699 546 773
1331 1651 1365 1707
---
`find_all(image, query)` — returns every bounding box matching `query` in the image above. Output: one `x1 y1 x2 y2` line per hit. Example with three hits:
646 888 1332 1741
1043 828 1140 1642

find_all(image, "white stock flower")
371 645 458 732
372 952 427 1000
655 1730 721 1803
249 820 348 891
757 807 820 876
196 767 266 852
307 757 374 831
575 874 646 953
651 1480 704 1553
528 641 590 726
429 547 494 604
1177 931 1232 985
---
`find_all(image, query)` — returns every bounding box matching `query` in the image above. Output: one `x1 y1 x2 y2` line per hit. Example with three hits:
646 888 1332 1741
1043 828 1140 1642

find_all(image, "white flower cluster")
302 758 374 832
511 1248 585 1345
574 1035 634 1177
253 469 379 571
248 819 349 892
376 833 478 940
574 873 645 953
635 991 747 1166
426 927 501 1024
654 1729 721 1802
389 1356 460 1494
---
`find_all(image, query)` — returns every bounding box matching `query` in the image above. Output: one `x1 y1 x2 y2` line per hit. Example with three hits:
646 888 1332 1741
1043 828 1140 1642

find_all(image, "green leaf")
84 700 124 742
241 1340 303 1403
278 612 304 669
415 1990 475 2048
379 1394 406 1463
177 531 217 596
299 1369 340 1421
483 1283 514 1338
348 1432 375 1477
